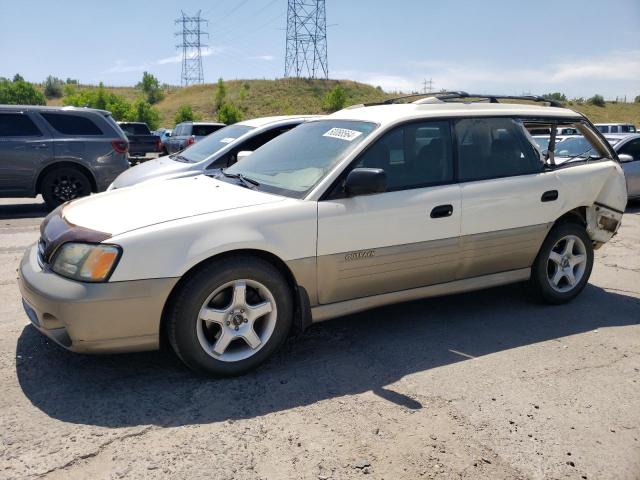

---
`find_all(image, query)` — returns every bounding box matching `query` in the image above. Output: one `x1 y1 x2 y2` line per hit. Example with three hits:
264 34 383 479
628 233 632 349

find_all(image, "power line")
175 10 209 86
285 0 328 79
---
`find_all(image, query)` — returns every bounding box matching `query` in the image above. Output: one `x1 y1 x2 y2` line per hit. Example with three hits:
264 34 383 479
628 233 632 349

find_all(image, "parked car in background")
595 123 637 134
605 133 640 199
0 105 129 209
163 121 226 154
117 122 161 162
19 94 627 375
156 128 172 150
110 115 321 189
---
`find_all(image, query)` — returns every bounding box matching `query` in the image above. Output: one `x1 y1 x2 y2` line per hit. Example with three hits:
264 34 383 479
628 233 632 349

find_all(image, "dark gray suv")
0 105 130 209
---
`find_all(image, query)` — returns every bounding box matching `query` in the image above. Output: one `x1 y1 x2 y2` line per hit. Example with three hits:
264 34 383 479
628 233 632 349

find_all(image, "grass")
44 79 640 128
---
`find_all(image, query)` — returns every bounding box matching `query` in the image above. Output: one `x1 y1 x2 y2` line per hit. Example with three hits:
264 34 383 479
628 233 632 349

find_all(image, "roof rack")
364 91 563 108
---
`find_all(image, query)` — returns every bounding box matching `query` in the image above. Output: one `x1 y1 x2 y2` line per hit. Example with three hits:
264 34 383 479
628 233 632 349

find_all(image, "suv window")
40 113 103 135
619 138 640 161
455 118 542 181
0 113 42 136
610 126 619 133
192 124 223 136
355 120 454 191
177 124 190 136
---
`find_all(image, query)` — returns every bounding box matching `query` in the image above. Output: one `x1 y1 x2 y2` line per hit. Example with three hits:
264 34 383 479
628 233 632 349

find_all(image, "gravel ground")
0 197 638 480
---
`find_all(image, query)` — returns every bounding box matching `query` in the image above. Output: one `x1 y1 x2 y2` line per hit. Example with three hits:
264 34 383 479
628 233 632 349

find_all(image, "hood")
63 175 284 236
110 155 199 189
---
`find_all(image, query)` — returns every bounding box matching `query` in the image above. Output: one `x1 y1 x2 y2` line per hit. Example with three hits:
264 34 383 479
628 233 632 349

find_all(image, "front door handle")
430 204 453 218
541 190 558 202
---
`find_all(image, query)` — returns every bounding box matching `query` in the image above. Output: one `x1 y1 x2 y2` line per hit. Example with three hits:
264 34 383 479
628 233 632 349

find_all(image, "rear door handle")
430 204 453 218
541 190 558 202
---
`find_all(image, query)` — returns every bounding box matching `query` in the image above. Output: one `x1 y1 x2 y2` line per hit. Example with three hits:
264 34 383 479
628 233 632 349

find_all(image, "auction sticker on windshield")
220 137 236 144
323 128 363 141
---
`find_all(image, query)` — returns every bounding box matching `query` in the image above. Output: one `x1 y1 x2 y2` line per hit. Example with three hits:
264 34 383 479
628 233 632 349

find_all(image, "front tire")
529 222 594 304
167 256 293 376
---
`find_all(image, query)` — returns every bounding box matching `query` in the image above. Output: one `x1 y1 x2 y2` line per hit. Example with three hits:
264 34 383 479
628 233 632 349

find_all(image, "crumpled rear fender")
585 163 627 245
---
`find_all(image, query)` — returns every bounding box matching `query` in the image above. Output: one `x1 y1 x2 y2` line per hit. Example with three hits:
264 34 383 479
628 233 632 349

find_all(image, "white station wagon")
19 93 627 376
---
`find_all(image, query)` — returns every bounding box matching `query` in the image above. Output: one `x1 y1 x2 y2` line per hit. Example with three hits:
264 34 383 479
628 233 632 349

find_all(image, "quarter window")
354 121 454 191
455 118 543 181
0 113 42 136
40 113 103 135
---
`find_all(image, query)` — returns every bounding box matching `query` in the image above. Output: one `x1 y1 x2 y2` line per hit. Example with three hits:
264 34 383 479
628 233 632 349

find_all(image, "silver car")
110 115 321 189
605 133 640 199
162 121 226 154
0 105 129 208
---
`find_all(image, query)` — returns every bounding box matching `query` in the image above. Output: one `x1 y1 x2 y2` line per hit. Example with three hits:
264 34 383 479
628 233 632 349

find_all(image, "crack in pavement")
35 426 157 478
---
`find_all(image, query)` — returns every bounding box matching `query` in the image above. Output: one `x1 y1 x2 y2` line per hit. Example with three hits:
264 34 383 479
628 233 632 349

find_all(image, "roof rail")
365 92 563 108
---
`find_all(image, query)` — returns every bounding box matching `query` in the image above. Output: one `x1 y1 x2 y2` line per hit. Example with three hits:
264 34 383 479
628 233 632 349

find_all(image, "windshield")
222 120 378 198
533 136 550 151
175 124 254 163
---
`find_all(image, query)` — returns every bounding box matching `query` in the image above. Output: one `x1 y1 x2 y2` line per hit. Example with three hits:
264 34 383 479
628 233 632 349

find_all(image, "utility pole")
284 0 328 79
175 10 209 86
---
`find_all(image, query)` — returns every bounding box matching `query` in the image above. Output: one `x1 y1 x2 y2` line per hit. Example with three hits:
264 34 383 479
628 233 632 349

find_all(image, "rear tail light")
111 140 129 154
155 138 162 152
186 136 195 146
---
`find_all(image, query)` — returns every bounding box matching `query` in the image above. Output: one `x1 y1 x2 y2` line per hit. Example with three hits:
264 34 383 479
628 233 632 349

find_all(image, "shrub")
542 92 567 103
0 78 46 105
322 85 347 112
43 75 64 98
12 73 24 82
635 95 640 103
127 99 160 130
137 71 164 104
174 105 197 124
214 78 227 112
63 83 133 121
217 102 242 124
588 94 605 107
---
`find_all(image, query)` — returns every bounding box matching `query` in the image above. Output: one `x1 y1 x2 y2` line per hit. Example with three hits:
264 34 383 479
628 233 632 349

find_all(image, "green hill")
46 78 640 128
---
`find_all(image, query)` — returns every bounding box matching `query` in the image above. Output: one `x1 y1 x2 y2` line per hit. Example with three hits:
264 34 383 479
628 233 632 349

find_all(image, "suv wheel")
41 167 91 209
529 223 594 304
167 256 293 376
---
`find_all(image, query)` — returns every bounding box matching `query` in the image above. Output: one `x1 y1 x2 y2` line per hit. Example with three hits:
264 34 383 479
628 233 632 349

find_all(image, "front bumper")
18 244 179 353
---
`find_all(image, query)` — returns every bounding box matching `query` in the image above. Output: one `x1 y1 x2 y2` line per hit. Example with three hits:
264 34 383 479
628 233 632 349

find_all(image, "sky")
0 0 639 99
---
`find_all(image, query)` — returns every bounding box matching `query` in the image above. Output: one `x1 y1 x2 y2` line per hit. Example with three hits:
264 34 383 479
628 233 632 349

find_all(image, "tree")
43 75 64 99
12 73 24 82
62 84 132 121
542 92 567 103
137 71 164 104
217 102 242 124
127 99 160 130
66 78 79 85
634 95 640 103
322 85 347 112
174 105 197 124
0 78 46 105
214 78 227 111
588 94 605 107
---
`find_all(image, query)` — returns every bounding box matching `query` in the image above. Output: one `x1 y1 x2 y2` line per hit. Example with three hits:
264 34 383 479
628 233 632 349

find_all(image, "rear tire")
529 222 594 304
40 167 92 210
167 256 294 376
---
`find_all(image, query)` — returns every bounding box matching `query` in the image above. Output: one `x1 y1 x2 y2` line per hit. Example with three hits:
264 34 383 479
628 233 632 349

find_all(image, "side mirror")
618 153 634 163
237 151 253 161
344 168 386 197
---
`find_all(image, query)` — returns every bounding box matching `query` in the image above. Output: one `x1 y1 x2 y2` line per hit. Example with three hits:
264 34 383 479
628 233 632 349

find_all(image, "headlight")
51 243 121 282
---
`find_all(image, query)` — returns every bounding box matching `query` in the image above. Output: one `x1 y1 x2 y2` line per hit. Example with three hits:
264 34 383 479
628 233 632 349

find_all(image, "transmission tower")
284 0 328 79
175 10 209 86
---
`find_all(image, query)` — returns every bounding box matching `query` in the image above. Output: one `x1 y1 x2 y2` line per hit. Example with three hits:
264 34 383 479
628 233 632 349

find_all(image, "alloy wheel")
546 234 588 293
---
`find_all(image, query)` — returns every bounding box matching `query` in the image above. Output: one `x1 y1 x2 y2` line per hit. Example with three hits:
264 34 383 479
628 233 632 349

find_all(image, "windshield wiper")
171 154 191 163
221 170 260 189
558 148 604 164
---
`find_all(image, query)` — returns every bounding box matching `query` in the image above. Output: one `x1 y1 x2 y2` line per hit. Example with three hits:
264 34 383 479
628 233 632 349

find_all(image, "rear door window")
40 113 103 135
0 113 42 136
120 123 151 135
455 118 543 181
610 126 619 133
